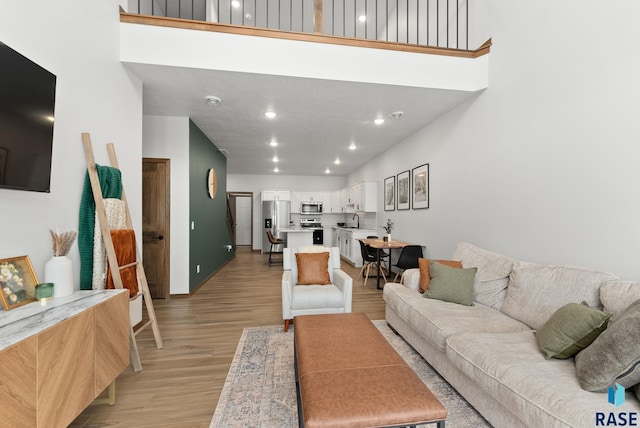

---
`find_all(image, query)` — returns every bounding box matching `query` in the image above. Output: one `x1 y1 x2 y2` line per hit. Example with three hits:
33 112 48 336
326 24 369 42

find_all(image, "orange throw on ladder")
106 229 139 297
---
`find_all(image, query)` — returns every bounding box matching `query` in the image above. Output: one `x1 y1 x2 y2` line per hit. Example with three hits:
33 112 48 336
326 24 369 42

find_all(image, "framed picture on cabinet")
397 170 410 210
412 163 429 209
0 255 38 310
384 176 395 211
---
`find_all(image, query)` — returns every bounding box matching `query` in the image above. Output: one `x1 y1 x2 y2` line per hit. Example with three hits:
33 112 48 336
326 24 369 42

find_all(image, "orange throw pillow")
296 252 332 285
418 258 463 293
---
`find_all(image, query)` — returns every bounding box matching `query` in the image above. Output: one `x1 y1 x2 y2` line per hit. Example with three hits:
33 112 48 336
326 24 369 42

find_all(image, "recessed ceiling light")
325 168 331 174
358 15 366 22
231 0 240 8
269 140 278 147
374 118 385 125
272 156 279 163
245 13 253 20
265 111 277 119
334 158 341 165
205 95 222 106
349 142 357 150
274 167 279 173
389 111 404 119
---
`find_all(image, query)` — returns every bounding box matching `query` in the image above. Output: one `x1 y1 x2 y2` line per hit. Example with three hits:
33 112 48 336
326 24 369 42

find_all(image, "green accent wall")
189 120 233 292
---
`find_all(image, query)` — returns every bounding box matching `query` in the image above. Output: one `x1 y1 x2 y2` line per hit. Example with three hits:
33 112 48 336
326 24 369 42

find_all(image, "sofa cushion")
296 252 331 285
500 262 617 330
446 330 640 427
423 262 476 306
575 299 640 392
383 282 529 352
418 259 462 293
600 280 640 322
451 242 516 309
535 302 611 359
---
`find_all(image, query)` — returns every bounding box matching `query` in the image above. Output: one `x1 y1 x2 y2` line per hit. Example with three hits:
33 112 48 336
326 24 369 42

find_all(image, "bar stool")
266 230 285 265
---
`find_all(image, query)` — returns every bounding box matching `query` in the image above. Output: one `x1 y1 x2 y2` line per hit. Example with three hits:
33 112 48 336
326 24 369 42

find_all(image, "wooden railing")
121 12 491 58
126 0 487 53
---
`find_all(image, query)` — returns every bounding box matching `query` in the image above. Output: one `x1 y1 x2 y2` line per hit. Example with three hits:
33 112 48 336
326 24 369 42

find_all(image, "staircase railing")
127 0 471 50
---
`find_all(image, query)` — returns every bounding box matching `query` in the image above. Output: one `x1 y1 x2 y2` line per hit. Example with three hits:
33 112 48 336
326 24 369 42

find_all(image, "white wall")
228 174 346 250
350 0 640 280
0 1 143 288
142 115 190 294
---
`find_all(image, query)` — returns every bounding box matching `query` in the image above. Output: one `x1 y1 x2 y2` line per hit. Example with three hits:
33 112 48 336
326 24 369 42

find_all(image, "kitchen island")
279 228 314 249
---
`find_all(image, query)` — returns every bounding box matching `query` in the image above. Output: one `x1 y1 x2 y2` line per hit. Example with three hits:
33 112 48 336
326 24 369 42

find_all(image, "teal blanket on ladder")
78 165 122 290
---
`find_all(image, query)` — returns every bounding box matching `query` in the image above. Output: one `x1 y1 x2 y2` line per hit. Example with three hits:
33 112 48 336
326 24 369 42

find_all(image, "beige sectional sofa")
383 242 640 428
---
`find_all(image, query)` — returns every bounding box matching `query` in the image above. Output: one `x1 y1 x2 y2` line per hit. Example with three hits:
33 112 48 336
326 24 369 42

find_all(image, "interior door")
142 158 170 299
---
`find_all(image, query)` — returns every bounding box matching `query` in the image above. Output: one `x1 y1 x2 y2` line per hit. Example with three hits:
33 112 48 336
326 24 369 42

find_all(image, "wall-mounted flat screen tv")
0 41 56 193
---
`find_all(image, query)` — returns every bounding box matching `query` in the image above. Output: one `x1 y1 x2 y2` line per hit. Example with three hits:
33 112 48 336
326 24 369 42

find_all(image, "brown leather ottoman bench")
294 313 447 428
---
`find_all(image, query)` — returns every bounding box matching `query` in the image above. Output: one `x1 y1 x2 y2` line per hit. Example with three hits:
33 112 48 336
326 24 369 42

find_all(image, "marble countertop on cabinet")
0 289 128 351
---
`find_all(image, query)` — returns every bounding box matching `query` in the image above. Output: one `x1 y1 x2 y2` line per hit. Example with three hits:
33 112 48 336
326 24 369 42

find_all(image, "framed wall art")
397 170 410 210
412 163 429 209
384 176 395 211
0 255 38 310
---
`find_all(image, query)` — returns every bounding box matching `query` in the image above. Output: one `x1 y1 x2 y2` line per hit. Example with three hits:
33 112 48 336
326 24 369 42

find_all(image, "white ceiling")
126 63 479 176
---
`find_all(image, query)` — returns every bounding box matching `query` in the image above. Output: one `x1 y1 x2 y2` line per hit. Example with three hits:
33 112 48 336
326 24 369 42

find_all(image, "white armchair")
282 246 353 332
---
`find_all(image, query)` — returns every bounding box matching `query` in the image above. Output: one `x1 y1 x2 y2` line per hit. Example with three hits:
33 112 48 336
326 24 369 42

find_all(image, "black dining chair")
358 239 387 285
393 245 424 282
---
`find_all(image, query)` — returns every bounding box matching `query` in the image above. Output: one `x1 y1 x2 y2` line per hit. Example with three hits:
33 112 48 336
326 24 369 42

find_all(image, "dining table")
360 238 413 290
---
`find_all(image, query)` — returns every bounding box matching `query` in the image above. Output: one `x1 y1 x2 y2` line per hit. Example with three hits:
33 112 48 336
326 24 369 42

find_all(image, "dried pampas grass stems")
50 230 77 257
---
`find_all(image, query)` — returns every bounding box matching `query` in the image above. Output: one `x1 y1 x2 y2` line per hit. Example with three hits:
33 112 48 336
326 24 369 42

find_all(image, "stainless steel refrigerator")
262 200 291 254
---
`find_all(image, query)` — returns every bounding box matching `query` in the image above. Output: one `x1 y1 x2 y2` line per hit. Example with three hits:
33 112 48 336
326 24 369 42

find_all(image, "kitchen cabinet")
330 191 341 213
353 181 377 212
298 192 322 202
261 190 291 201
323 227 334 248
336 227 377 267
291 192 301 213
321 192 332 213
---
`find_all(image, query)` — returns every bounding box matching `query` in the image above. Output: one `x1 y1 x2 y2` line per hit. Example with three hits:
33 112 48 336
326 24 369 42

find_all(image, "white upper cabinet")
261 190 291 201
291 191 301 213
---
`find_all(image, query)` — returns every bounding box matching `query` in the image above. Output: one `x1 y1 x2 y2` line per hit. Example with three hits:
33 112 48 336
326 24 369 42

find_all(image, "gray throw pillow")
535 302 611 360
423 261 477 306
575 299 640 392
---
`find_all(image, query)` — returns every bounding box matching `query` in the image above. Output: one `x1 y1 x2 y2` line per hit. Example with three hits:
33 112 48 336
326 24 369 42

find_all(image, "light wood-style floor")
71 247 386 427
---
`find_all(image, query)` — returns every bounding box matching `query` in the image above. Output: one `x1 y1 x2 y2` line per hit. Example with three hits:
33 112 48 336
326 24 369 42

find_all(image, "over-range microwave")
301 202 323 214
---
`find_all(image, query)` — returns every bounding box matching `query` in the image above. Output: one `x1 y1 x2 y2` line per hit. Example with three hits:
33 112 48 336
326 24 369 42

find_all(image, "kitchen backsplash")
291 212 378 231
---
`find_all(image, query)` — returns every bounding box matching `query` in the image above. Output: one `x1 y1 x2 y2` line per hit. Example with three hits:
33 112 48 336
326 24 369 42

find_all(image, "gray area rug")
210 320 491 427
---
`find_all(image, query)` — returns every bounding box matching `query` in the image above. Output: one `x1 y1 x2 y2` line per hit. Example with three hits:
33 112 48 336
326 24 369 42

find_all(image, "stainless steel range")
300 218 323 245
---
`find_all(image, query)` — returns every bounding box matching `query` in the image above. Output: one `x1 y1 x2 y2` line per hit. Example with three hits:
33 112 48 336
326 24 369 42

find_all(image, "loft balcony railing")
127 0 477 51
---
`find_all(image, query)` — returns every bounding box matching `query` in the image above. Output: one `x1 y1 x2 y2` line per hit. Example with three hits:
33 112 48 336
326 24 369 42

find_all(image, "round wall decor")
207 168 217 199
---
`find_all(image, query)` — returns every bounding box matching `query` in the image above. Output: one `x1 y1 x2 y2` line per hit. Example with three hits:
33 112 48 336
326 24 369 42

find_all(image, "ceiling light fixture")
274 167 279 173
205 95 222 106
349 142 357 150
231 0 240 8
272 156 279 162
269 140 278 147
264 111 277 119
374 118 385 125
334 158 341 165
325 168 331 174
358 15 366 22
245 13 253 20
389 111 404 119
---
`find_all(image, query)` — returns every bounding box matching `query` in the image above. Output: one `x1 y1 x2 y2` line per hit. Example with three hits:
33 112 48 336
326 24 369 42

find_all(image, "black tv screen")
0 41 56 193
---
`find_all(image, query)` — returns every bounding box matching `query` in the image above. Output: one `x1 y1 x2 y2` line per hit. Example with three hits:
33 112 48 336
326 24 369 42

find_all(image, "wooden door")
142 158 170 299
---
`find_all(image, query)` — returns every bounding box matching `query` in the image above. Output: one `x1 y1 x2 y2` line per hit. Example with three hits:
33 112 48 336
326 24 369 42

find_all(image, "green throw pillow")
423 261 476 306
575 298 640 392
535 302 611 360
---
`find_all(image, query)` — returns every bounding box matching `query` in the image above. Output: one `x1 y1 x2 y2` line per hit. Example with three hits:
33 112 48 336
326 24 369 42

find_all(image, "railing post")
314 0 323 34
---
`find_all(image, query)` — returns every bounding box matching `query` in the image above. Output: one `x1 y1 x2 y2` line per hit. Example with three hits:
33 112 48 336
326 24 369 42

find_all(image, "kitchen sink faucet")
352 213 359 229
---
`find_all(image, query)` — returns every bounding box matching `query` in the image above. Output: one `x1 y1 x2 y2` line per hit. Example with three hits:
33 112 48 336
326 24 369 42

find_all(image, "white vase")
45 256 75 298
387 234 391 242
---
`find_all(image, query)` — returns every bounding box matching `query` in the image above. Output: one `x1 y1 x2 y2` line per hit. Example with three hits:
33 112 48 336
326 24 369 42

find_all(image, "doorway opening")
227 192 253 248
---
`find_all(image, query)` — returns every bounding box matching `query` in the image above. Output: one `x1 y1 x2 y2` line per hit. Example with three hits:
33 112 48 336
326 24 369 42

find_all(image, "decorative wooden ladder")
82 132 163 373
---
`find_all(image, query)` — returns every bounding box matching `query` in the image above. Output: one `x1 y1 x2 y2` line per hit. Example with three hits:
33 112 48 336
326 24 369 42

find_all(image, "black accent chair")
358 239 387 285
393 245 424 282
266 230 285 265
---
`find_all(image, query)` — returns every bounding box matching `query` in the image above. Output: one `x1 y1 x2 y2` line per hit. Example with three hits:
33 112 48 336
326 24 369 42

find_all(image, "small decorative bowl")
35 282 54 300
